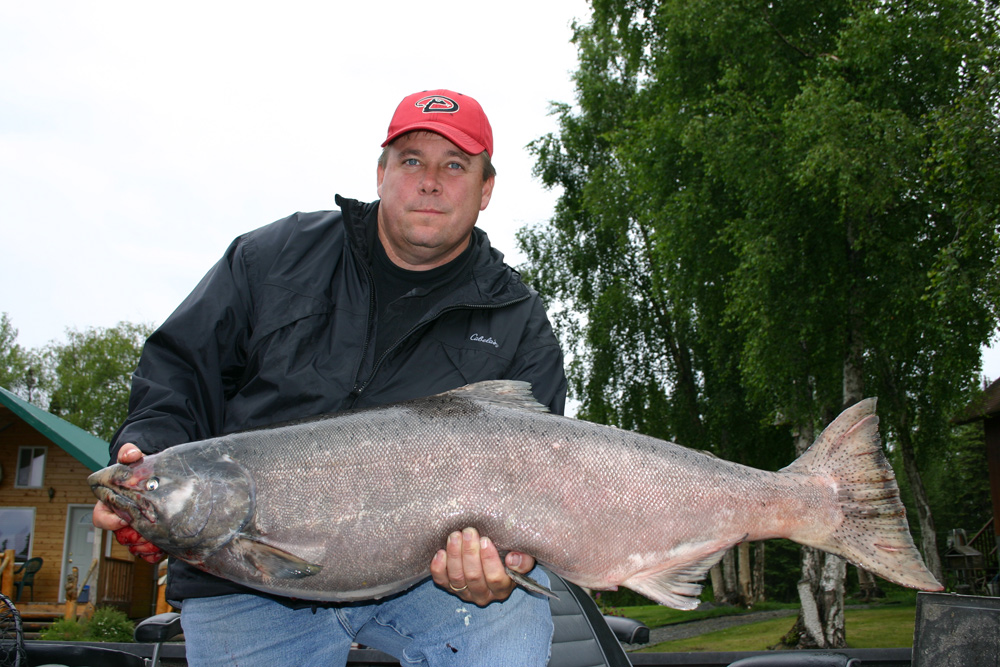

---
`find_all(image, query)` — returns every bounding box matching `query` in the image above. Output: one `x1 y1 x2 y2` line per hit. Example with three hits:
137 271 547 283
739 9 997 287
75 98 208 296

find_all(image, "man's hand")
429 527 535 606
91 443 166 564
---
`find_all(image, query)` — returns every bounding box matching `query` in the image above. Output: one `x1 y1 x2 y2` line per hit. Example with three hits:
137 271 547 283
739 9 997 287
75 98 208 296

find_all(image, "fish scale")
90 380 942 609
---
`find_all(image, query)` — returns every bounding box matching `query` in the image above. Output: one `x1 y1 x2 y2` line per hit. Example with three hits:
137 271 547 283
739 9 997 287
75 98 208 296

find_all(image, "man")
92 89 566 666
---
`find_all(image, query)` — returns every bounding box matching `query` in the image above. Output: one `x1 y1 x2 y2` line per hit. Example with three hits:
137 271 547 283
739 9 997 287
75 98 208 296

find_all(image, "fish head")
89 445 255 561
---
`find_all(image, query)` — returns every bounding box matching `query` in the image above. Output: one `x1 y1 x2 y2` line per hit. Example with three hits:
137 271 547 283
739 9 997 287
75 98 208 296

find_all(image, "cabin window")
15 446 46 488
0 508 35 561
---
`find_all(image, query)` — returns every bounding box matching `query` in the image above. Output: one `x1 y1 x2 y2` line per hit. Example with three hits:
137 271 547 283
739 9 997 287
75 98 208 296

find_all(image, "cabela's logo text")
470 333 499 348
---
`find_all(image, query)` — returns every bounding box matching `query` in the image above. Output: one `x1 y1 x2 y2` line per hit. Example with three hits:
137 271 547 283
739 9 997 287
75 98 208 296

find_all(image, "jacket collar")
335 194 379 266
334 195 530 307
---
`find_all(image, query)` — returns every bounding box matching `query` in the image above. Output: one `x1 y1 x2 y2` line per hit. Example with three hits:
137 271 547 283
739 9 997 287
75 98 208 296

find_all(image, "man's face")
377 131 494 270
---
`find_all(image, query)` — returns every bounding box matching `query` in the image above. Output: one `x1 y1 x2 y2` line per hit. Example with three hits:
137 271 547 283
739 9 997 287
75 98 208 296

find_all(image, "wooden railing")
947 518 999 596
0 549 13 598
98 557 134 614
969 517 999 592
969 518 997 558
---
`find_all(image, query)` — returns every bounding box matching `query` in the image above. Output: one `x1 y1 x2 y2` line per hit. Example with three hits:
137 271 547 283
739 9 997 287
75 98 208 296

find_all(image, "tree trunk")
722 548 739 605
752 542 766 604
786 546 822 648
857 567 884 601
820 554 846 647
738 542 752 606
710 564 726 604
897 426 944 581
842 331 865 412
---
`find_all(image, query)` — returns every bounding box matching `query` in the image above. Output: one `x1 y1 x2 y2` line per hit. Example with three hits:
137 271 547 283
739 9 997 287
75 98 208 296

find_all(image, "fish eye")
145 477 159 491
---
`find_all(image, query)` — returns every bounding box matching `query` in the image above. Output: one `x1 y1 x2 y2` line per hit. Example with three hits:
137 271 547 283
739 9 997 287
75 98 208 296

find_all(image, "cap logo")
415 95 460 114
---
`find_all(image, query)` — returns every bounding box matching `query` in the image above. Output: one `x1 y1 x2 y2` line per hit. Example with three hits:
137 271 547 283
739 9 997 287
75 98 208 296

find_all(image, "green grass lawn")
611 600 798 630
631 605 917 653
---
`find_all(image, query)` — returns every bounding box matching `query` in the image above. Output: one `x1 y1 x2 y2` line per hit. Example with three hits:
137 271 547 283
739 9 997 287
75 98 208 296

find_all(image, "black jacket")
111 196 566 603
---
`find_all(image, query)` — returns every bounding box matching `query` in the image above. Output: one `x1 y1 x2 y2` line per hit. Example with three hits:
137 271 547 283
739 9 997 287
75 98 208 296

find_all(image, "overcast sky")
3 2 998 384
1 2 588 344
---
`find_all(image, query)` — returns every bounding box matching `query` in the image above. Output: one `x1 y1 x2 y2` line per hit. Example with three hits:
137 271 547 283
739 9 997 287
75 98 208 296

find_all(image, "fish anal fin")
234 537 323 580
623 537 744 610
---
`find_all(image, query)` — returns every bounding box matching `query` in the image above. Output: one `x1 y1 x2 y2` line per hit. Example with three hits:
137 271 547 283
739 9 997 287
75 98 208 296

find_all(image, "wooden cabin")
0 386 156 618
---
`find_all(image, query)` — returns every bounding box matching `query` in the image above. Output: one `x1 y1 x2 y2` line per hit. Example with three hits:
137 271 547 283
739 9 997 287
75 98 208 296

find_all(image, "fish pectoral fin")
505 567 559 600
623 536 745 610
234 537 323 580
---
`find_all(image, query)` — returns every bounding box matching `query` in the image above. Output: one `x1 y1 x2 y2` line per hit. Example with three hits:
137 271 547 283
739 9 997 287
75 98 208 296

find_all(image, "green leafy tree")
0 312 40 400
523 1 791 465
523 0 798 606
41 322 153 441
526 0 999 648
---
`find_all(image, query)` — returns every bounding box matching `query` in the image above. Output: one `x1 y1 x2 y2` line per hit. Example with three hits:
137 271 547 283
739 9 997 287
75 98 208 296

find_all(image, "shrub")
85 606 135 643
39 607 135 643
40 618 87 642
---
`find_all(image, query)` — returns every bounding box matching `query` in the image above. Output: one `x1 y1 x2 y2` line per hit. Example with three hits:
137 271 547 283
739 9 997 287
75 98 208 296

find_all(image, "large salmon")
89 380 941 608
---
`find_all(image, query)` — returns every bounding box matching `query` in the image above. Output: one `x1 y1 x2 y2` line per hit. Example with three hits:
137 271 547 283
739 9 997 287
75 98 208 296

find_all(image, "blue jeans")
179 571 553 666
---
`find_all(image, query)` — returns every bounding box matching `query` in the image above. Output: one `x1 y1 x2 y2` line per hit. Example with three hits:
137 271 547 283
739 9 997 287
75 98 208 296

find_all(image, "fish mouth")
91 482 157 524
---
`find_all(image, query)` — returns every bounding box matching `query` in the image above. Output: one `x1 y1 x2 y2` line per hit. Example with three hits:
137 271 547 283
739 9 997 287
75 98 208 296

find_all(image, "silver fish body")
89 380 941 608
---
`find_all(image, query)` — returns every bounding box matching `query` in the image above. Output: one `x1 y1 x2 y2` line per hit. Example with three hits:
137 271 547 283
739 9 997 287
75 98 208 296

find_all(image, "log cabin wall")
0 401 156 615
0 410 98 602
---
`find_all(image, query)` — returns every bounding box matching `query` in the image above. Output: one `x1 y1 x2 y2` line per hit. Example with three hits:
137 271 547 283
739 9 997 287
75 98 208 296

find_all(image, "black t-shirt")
371 235 476 362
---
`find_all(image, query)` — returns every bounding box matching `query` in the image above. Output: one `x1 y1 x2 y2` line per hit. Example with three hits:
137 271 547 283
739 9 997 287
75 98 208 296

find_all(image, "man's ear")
480 175 495 211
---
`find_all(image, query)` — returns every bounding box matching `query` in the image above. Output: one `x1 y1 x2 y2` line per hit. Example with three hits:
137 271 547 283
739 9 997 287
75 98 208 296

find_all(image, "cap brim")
382 124 488 156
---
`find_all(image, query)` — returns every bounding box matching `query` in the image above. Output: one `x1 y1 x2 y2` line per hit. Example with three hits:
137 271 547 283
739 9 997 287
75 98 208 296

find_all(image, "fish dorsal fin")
445 380 550 413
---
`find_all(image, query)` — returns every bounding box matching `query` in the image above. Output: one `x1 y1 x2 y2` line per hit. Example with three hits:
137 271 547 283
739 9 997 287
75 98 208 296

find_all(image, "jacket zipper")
349 260 378 403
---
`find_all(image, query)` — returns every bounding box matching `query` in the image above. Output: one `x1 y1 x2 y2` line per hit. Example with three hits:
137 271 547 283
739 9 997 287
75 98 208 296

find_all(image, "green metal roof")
0 386 110 471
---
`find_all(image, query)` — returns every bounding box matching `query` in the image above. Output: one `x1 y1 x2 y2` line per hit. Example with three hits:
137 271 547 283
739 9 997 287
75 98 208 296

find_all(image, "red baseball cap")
382 89 494 157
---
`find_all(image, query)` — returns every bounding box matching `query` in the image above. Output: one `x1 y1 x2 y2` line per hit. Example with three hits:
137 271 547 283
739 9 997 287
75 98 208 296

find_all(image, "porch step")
19 610 61 641
22 619 53 641
16 604 83 641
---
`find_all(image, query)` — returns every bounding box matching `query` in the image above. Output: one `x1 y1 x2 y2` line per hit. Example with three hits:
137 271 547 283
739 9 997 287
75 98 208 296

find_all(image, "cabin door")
61 505 96 603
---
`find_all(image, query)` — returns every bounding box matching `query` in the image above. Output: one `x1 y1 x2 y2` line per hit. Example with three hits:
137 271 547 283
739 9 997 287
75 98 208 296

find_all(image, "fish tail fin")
782 398 942 592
